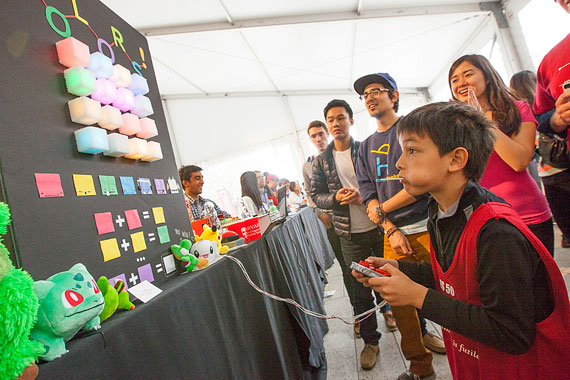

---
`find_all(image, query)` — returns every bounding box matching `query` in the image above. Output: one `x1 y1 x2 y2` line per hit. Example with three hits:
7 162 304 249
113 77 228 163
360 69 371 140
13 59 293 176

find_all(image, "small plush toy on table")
97 277 135 323
30 263 105 361
170 239 209 272
196 224 229 254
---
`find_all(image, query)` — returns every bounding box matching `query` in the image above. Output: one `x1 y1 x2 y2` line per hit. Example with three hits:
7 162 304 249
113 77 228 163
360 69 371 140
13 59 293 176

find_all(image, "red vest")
430 202 570 379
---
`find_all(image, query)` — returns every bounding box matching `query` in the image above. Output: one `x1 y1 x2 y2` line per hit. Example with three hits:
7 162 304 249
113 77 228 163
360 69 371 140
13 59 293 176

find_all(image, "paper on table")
157 225 170 244
35 173 64 198
94 212 115 235
154 178 167 194
73 174 96 196
127 280 162 303
120 176 137 195
99 175 118 196
131 231 146 252
100 238 121 262
124 209 142 230
152 207 165 224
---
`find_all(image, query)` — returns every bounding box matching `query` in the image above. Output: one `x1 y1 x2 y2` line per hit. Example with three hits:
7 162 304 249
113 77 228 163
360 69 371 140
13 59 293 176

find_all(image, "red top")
430 202 570 379
480 101 551 225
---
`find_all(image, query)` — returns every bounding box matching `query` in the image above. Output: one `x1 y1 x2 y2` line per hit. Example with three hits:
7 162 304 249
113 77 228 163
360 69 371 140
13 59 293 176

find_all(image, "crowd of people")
177 3 570 378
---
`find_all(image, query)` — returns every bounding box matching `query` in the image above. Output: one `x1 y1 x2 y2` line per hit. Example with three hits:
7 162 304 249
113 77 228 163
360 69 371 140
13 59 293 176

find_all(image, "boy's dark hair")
397 102 495 181
179 165 202 183
307 120 327 135
323 99 353 120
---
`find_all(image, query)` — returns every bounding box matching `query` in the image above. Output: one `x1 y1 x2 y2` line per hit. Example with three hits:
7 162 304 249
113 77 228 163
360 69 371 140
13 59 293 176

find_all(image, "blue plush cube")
74 126 109 154
128 74 149 96
87 52 113 79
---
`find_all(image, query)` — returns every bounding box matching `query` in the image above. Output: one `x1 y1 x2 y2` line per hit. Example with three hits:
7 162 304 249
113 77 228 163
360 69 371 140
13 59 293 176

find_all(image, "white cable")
223 255 386 325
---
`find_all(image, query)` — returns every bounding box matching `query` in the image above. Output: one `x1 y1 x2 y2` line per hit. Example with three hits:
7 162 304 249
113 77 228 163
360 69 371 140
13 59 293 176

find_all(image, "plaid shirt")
185 193 230 220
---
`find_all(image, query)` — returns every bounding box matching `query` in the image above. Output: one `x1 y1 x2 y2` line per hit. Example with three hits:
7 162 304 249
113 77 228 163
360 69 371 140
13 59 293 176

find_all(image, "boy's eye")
409 148 417 154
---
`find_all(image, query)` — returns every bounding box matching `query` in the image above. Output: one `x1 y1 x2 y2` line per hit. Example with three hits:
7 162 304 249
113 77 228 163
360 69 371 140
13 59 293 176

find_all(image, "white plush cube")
118 113 141 136
98 105 123 130
104 133 130 157
68 96 102 125
108 64 132 88
125 137 148 159
141 141 163 162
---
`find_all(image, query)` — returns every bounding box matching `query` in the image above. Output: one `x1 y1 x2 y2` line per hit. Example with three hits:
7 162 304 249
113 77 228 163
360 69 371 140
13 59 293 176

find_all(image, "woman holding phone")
448 54 554 255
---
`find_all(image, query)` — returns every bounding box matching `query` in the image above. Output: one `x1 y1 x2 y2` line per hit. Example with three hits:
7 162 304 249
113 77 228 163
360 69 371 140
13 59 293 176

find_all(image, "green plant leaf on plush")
97 276 134 323
0 202 45 380
170 239 208 272
30 263 105 361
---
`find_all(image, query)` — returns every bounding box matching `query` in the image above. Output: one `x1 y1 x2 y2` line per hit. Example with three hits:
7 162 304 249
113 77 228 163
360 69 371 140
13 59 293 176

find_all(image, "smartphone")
350 261 390 278
563 81 570 91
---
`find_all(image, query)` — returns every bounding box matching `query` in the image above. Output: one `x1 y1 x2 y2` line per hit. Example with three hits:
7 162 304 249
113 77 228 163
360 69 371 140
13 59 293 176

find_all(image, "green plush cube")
64 66 96 96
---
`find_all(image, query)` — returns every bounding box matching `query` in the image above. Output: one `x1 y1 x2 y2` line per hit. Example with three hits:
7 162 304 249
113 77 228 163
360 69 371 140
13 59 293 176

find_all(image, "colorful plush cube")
112 87 135 112
55 37 90 68
87 52 113 79
104 133 130 157
63 66 96 96
118 113 141 136
128 74 149 96
109 64 132 88
130 95 154 118
136 118 158 139
98 105 123 130
90 78 116 105
74 126 109 154
141 141 163 162
68 96 102 125
125 138 148 159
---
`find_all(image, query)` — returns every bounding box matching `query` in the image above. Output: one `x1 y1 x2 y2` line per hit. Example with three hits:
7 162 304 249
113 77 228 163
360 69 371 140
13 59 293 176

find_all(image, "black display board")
0 0 193 286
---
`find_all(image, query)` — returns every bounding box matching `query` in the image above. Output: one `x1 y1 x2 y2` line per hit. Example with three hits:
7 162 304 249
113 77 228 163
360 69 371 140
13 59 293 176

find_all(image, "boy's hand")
335 188 350 202
352 257 398 286
552 91 570 132
388 230 414 256
366 199 381 224
367 264 428 309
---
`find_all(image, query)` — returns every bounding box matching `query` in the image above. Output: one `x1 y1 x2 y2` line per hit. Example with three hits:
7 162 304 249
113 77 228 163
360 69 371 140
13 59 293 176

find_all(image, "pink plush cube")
98 105 123 130
119 113 141 136
112 87 135 112
109 64 132 88
136 118 158 139
90 78 117 105
55 37 90 68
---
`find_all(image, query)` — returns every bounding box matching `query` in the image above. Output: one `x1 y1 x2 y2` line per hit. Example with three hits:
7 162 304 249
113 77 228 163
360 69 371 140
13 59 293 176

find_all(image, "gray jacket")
309 139 360 240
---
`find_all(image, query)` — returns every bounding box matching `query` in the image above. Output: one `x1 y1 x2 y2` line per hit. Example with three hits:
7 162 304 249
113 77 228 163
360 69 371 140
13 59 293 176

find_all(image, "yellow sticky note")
73 174 96 196
131 231 146 253
152 207 165 224
100 238 120 262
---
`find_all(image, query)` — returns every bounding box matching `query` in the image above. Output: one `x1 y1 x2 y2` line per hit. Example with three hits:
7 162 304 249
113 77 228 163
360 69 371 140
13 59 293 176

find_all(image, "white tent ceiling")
100 0 530 170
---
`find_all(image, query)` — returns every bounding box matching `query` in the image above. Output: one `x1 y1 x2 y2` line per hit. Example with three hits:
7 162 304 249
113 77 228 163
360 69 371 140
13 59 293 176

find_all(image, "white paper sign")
127 280 162 303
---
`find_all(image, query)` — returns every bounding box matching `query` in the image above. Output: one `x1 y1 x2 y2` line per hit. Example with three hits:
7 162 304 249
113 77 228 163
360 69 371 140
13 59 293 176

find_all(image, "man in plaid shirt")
179 165 230 220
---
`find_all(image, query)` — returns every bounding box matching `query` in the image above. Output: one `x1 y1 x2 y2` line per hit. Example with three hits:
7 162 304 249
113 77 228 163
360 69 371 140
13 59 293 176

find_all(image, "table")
38 207 334 379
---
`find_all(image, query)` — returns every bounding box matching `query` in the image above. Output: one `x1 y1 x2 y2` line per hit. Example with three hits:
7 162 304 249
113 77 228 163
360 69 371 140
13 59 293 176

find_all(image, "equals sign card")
148 232 156 242
142 211 150 219
155 263 163 273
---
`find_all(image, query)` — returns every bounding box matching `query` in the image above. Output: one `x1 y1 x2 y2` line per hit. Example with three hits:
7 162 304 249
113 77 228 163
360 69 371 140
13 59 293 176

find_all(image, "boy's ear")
448 147 468 173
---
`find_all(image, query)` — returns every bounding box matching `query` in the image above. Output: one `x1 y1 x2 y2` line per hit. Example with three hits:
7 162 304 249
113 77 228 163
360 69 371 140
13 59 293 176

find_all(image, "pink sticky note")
125 209 142 230
94 212 115 235
35 173 64 198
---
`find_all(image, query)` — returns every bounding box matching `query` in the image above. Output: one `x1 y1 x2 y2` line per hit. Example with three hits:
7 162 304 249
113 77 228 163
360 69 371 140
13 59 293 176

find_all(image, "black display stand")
0 0 192 285
37 208 333 380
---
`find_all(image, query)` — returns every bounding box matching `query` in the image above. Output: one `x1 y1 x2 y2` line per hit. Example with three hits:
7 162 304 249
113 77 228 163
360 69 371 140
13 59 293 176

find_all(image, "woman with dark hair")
288 181 304 207
449 54 554 255
509 70 541 188
240 171 265 217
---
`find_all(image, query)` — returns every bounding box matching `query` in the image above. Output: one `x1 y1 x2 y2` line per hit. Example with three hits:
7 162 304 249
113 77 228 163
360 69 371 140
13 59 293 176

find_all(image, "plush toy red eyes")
62 290 84 308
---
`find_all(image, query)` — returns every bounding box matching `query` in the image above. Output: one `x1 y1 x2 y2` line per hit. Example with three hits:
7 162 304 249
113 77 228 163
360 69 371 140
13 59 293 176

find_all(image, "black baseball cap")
354 73 398 95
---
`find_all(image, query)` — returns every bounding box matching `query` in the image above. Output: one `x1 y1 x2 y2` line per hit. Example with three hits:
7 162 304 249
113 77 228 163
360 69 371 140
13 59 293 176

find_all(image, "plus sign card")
0 0 193 286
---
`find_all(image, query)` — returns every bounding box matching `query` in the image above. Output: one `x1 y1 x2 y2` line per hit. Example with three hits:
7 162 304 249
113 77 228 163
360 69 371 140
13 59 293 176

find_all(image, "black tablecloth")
38 207 334 379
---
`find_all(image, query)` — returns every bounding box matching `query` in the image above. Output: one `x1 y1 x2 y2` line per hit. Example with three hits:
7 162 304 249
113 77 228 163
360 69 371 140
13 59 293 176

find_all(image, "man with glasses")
353 73 443 380
310 99 384 370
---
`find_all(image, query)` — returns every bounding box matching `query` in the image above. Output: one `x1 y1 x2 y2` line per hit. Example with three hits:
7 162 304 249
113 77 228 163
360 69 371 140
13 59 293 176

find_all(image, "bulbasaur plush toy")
31 263 105 361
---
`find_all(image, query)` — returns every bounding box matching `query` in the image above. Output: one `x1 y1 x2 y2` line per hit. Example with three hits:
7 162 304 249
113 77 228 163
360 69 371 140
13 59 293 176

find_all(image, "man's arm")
213 201 231 218
309 157 338 210
302 161 317 209
355 142 378 206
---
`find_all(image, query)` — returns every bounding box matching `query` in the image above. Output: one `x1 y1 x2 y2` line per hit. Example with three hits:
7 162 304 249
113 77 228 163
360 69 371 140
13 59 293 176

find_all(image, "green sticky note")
99 175 118 196
157 225 170 244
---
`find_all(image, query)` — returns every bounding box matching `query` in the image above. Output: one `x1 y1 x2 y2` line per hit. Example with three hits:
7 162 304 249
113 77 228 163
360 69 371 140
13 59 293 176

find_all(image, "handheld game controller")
350 260 390 278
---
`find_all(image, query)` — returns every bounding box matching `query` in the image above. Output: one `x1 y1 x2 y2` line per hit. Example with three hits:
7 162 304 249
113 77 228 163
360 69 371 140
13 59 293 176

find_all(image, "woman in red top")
448 55 554 255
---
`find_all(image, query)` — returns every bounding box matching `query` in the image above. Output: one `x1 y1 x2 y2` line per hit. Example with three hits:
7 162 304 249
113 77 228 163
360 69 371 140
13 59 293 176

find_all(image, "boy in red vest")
353 101 570 379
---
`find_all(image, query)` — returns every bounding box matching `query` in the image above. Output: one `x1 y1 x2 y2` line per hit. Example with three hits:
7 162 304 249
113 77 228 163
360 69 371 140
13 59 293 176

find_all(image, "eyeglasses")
359 88 390 101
